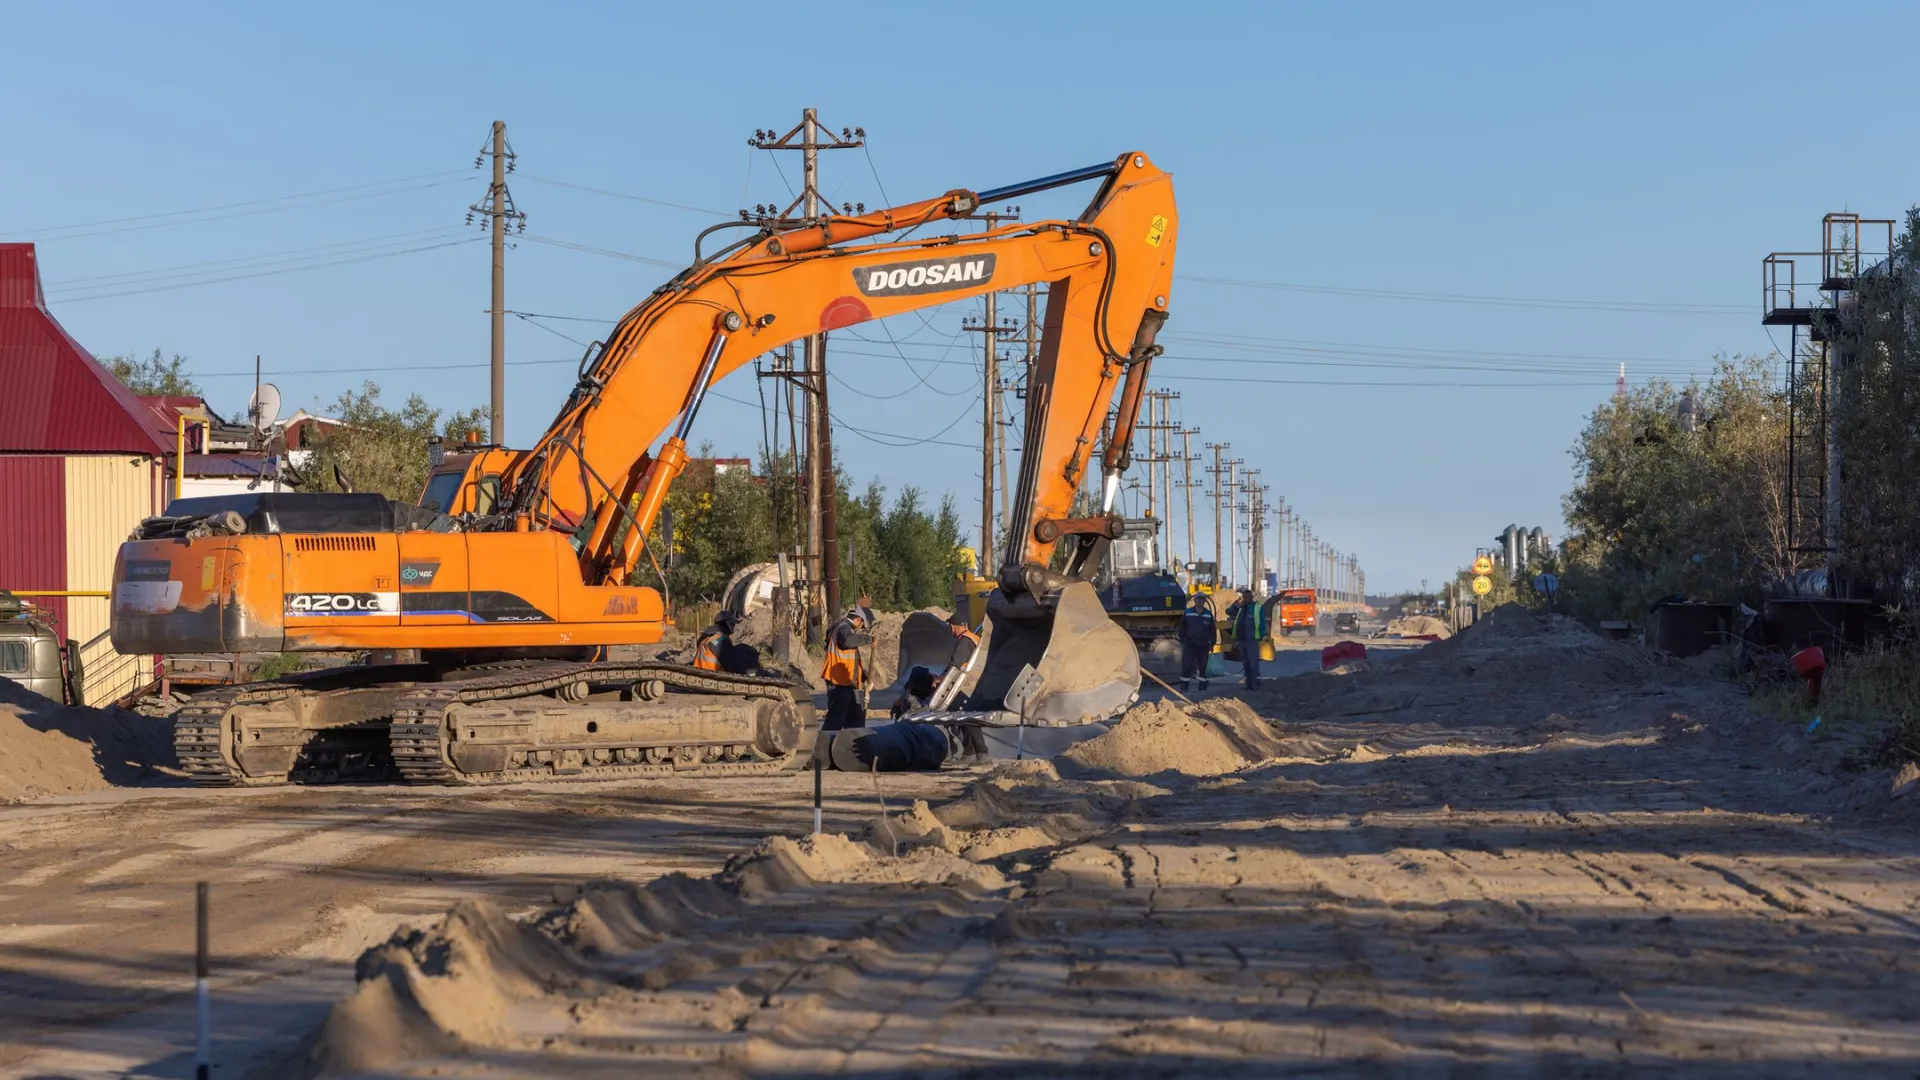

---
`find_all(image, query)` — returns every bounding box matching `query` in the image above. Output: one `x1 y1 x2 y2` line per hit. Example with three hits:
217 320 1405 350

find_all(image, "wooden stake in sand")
1140 667 1195 705
195 881 210 1080
812 751 823 835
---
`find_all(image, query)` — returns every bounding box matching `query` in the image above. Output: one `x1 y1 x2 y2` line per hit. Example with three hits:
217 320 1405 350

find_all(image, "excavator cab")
419 442 516 517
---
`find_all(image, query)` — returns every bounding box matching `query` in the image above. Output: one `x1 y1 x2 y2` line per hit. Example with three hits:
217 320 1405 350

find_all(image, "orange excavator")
111 151 1178 785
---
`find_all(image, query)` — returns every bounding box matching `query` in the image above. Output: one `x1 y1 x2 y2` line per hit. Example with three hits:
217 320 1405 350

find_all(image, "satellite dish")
248 383 282 434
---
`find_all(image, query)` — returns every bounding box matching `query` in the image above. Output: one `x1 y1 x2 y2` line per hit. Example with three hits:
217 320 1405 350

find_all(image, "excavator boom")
110 150 1178 784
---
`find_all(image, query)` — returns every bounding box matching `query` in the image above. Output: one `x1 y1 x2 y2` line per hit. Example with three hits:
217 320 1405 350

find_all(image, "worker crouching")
820 605 875 732
693 611 736 671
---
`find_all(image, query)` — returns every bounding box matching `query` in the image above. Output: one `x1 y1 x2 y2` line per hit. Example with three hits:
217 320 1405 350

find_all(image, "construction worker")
693 610 737 672
890 666 938 719
820 605 874 732
1225 588 1267 691
1177 593 1216 694
945 612 991 764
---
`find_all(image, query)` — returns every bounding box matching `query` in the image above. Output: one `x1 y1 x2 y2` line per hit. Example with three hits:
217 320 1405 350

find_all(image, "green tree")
100 348 200 396
633 451 967 611
1834 207 1920 611
643 451 777 604
303 382 488 502
1557 354 1799 620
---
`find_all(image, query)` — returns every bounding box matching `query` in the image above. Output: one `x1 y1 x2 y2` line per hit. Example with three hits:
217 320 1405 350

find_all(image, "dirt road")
298 609 1920 1077
0 769 973 1078
10 614 1920 1076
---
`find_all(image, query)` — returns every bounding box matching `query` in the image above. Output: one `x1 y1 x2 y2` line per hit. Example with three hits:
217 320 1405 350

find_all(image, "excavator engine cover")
910 580 1138 728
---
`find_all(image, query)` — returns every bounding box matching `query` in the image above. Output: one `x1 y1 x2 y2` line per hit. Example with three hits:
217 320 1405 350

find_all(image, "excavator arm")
105 152 1176 792
498 152 1177 608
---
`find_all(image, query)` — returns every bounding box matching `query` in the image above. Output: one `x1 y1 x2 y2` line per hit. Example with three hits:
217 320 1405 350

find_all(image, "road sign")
1471 574 1493 597
1471 554 1494 576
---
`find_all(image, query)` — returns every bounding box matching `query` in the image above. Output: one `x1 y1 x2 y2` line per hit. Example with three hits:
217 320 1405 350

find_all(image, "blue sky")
6 1 1917 592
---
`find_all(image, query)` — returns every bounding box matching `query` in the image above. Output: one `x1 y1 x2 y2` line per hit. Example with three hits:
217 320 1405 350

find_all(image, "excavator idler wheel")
753 697 806 756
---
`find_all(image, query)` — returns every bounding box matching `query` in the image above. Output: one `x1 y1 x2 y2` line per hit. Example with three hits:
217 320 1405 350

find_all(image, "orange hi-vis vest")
820 624 865 687
694 630 723 671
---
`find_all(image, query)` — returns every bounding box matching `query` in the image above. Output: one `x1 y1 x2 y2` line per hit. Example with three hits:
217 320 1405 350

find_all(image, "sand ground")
5 615 1919 1077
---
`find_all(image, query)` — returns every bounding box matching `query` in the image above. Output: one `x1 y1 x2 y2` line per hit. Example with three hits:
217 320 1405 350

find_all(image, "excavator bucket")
894 611 961 687
925 580 1139 728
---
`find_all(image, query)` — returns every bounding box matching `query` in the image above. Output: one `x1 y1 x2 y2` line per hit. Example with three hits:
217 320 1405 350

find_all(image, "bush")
1555 355 1806 621
302 382 488 502
1749 639 1920 767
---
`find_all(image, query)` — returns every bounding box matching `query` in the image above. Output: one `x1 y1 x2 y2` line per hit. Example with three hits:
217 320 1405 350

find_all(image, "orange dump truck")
1277 588 1317 636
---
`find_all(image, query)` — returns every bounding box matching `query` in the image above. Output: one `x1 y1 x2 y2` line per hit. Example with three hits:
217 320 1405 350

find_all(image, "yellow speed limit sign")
1471 574 1493 597
1472 555 1494 576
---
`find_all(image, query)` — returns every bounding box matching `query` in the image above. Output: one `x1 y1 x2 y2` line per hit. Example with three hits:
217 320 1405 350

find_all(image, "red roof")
0 244 172 455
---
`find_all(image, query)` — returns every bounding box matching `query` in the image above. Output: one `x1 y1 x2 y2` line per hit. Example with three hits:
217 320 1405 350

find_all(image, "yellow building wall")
64 455 157 702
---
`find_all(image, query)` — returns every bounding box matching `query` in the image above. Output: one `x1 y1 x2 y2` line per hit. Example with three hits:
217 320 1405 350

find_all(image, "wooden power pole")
470 121 523 445
961 208 1020 576
749 110 865 629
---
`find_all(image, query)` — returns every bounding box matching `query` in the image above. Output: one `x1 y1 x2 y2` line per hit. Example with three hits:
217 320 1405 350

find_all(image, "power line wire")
1178 273 1747 314
14 177 475 243
516 173 730 217
2 169 472 239
43 227 464 289
48 237 483 303
516 233 681 268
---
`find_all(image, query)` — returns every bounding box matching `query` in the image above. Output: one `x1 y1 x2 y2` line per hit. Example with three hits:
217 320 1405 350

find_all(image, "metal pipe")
977 161 1119 204
674 317 740 440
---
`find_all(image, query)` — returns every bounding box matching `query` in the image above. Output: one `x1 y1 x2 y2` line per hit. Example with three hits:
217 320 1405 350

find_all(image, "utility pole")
1007 283 1040 539
749 111 865 629
1275 499 1288 587
1179 426 1198 586
470 121 524 445
1135 391 1159 520
1158 392 1179 558
961 213 1020 576
1244 473 1265 596
1224 458 1242 588
1206 443 1229 585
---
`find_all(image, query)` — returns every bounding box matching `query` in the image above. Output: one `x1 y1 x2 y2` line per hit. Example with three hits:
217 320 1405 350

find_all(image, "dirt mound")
0 678 175 803
866 611 907 689
1058 698 1291 780
1383 614 1450 639
300 829 1000 1077
1414 603 1658 692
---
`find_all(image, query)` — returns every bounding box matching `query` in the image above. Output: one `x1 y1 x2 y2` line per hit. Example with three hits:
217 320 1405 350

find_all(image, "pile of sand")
0 678 175 803
300 829 1003 1077
1382 614 1451 639
1058 698 1292 780
864 610 913 689
1413 603 1657 692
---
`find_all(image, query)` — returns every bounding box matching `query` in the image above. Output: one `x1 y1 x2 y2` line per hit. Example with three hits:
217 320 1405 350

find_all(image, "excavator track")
172 675 402 786
389 661 808 784
175 661 810 787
